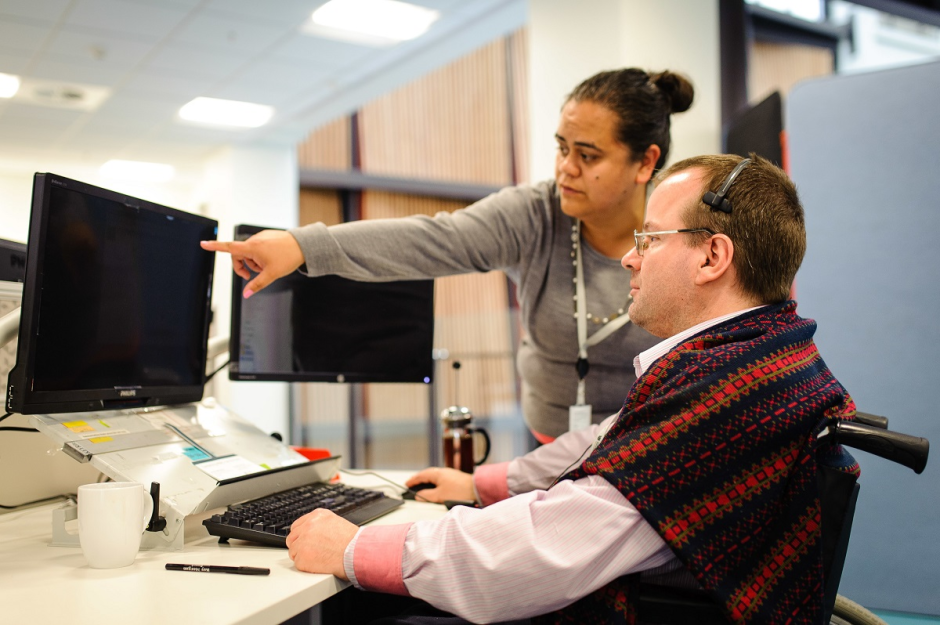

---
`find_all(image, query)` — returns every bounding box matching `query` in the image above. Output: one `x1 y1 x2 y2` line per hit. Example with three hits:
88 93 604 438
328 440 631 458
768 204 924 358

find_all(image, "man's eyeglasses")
633 229 715 257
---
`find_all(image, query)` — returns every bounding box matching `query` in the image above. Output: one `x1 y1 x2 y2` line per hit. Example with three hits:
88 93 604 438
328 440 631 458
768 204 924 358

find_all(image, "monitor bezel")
228 224 435 384
6 172 218 415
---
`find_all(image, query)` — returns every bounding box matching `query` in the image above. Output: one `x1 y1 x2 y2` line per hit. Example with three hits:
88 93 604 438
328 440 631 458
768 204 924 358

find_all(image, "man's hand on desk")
405 467 475 504
286 509 358 579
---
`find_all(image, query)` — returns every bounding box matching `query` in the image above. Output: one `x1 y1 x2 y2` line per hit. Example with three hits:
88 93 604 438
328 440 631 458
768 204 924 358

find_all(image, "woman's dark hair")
565 68 694 170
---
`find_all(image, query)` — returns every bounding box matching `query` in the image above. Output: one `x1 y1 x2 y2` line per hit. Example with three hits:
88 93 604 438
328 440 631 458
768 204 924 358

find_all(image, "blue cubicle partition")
788 59 940 615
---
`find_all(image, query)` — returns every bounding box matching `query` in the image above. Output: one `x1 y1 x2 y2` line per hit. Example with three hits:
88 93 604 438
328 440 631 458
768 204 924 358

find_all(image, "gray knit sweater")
289 180 657 439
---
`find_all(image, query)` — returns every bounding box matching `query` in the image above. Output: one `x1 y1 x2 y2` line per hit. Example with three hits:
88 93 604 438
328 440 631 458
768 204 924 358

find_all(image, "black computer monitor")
6 173 218 414
228 224 434 384
726 91 784 167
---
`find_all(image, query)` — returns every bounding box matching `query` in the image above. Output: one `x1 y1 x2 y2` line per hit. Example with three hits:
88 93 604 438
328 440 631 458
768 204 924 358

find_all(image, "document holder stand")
32 399 340 551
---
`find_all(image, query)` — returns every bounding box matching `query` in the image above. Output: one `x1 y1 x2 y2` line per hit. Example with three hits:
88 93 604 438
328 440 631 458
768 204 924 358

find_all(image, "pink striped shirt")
342 311 761 622
342 419 674 622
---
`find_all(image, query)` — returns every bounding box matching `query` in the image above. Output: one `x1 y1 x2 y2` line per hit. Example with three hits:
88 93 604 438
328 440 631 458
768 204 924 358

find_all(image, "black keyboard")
203 482 404 547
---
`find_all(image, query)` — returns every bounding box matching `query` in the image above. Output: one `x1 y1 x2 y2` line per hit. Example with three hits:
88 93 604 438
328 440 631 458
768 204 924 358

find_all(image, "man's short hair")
655 154 805 304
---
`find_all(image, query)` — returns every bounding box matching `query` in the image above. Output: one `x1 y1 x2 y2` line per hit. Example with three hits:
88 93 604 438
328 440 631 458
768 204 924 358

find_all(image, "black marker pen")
166 563 270 575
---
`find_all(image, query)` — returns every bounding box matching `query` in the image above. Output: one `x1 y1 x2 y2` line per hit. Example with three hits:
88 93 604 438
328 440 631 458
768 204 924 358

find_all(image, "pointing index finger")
200 240 235 253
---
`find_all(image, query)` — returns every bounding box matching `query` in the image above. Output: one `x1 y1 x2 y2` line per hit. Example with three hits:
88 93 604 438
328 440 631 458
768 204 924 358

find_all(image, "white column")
200 143 298 440
527 0 722 183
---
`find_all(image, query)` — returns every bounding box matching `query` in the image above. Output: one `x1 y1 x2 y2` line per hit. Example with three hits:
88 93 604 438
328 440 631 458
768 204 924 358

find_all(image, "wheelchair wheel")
830 595 889 625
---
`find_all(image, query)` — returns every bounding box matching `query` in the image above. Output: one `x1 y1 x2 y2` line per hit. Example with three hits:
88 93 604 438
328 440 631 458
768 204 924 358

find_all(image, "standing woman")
203 68 694 443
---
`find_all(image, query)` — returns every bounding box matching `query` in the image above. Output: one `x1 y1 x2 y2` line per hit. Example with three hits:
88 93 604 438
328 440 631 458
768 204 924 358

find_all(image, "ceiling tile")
169 11 291 56
64 0 192 44
0 0 527 174
0 100 86 124
0 49 31 74
77 116 157 137
202 0 317 27
407 0 462 10
0 19 54 56
56 131 135 155
46 26 156 71
130 0 204 10
28 56 128 86
270 32 374 69
0 121 74 146
146 43 249 80
213 59 331 106
0 0 71 23
122 69 214 101
93 92 180 122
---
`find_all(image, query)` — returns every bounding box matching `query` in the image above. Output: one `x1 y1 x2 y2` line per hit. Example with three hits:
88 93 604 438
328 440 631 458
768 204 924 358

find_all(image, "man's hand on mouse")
405 467 475 504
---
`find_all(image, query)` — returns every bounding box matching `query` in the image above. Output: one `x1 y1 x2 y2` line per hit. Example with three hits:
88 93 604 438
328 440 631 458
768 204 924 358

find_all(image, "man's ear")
635 145 661 185
695 234 734 285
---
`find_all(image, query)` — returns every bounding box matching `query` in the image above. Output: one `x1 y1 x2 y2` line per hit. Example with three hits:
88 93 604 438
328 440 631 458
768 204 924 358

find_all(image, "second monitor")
228 224 435 384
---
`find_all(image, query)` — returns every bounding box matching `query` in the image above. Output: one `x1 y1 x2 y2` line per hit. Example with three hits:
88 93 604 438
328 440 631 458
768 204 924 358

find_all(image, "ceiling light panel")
0 73 21 98
178 96 274 128
303 0 440 46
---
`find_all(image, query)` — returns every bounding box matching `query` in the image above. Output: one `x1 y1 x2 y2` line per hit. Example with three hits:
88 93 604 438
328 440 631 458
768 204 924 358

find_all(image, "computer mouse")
402 482 436 500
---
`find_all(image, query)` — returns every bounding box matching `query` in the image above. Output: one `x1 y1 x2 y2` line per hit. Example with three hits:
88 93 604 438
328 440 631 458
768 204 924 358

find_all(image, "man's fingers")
406 468 437 488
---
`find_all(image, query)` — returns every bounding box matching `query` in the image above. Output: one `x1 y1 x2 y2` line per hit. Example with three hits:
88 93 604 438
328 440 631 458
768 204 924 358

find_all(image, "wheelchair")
636 411 930 625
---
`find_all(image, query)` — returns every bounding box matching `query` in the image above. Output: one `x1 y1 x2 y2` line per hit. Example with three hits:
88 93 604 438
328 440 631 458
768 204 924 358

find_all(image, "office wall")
0 168 203 244
0 174 30 243
201 144 298 440
788 59 940 615
527 0 721 183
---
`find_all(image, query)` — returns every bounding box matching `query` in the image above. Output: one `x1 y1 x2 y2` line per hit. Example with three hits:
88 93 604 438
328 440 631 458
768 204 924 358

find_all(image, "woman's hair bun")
650 71 694 114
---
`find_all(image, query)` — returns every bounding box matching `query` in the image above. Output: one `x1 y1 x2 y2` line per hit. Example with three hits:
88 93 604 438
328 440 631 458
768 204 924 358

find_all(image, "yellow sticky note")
63 421 94 433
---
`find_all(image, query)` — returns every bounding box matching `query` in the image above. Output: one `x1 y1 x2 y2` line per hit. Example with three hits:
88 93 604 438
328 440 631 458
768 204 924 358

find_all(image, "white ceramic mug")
78 482 153 569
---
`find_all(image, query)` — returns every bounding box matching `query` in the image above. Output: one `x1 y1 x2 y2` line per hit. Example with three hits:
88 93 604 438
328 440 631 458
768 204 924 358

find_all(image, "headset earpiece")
703 158 751 214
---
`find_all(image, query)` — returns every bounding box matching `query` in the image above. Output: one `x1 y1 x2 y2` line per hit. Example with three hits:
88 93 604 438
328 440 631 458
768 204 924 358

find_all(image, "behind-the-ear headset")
702 157 752 214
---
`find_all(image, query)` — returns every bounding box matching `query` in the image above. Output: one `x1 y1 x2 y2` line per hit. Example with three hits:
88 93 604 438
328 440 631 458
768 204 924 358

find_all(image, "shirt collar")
633 306 765 378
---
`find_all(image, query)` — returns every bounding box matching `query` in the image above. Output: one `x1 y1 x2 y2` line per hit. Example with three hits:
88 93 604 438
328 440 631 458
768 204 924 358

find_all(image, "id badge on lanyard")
570 219 631 432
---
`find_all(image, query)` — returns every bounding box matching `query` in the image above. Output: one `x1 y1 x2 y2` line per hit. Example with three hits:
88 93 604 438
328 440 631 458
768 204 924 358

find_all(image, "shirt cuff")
473 461 511 506
350 523 414 596
342 529 362 586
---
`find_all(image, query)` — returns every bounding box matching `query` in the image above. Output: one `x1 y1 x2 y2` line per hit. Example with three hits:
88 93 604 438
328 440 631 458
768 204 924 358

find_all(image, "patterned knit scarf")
536 302 857 625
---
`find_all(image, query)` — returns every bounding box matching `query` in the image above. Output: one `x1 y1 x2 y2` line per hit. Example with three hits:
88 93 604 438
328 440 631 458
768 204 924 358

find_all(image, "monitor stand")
30 398 339 551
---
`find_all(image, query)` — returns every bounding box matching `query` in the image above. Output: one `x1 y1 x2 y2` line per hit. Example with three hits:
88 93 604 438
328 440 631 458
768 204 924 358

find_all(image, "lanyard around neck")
574 219 632 404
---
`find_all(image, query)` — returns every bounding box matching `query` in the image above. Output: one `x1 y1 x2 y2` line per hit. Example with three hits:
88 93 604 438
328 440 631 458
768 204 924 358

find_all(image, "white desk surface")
0 470 444 625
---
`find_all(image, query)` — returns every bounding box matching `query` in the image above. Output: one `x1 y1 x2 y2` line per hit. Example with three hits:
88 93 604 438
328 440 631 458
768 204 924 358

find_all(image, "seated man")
286 154 857 625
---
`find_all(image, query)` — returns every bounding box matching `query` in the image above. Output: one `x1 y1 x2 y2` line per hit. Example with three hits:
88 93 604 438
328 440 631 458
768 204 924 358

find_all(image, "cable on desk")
339 468 436 503
205 358 231 384
0 493 73 510
0 411 38 433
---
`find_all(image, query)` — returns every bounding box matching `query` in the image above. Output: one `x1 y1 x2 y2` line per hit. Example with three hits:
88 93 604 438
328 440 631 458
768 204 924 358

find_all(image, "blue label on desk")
182 446 212 462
